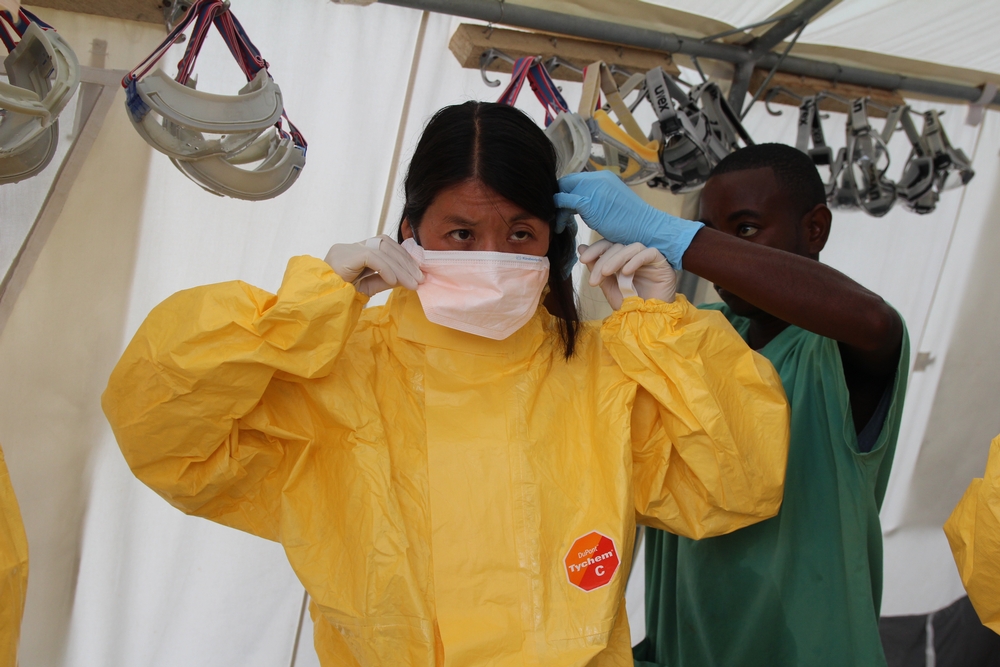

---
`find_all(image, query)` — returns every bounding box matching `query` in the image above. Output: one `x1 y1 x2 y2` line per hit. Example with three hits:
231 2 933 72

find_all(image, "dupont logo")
564 532 619 592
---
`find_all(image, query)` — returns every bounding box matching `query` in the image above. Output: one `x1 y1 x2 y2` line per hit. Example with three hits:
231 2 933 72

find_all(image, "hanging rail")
376 0 1000 109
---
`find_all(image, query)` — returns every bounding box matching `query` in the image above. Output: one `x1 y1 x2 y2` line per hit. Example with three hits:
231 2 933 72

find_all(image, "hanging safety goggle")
579 61 661 186
497 56 591 178
842 98 897 217
921 109 975 192
880 105 937 214
644 67 734 194
0 9 79 183
124 0 306 200
690 80 754 157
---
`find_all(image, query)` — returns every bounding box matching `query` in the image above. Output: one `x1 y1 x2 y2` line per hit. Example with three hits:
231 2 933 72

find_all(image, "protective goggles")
172 122 306 201
124 0 307 200
0 120 56 184
843 98 897 217
921 109 975 192
496 56 591 178
643 67 735 193
0 11 79 159
579 61 661 186
882 105 937 214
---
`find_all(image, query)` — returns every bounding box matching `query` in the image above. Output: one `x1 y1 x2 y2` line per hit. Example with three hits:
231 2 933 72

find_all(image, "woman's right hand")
324 235 424 297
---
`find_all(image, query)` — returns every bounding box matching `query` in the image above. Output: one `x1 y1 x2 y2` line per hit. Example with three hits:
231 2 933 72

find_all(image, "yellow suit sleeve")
945 434 1000 633
102 256 367 541
0 445 28 667
601 295 789 540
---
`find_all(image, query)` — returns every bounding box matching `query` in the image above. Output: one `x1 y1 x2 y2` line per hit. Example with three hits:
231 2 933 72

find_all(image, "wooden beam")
749 69 906 118
449 23 679 85
25 0 163 24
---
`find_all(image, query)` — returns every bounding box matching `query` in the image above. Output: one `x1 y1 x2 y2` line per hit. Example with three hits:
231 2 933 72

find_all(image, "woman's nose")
475 236 504 252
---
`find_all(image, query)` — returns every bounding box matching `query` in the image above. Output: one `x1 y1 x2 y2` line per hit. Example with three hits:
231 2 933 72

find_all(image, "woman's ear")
400 218 414 241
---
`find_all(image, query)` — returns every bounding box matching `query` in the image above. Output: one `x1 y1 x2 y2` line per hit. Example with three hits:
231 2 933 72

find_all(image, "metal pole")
728 0 836 112
377 0 751 62
375 0 1000 107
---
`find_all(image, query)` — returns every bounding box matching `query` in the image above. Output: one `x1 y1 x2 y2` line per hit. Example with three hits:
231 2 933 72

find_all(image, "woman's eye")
737 224 759 238
450 229 472 241
511 230 533 241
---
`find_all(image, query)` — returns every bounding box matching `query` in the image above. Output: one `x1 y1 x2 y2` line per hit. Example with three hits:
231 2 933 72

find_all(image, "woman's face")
401 180 551 256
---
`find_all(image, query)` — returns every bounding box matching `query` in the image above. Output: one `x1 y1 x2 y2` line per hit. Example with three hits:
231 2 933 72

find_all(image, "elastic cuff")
614 294 689 318
650 220 705 271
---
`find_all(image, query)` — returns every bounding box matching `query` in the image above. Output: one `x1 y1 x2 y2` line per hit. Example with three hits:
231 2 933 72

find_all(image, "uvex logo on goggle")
652 83 671 116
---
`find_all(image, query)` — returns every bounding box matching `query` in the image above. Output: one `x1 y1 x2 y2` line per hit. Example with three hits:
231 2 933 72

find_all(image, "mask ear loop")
617 272 638 299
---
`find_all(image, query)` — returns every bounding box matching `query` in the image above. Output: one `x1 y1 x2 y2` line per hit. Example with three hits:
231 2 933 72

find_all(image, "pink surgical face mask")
401 238 550 340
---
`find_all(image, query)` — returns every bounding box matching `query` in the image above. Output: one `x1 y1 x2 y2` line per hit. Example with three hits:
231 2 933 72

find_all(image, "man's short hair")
710 143 828 218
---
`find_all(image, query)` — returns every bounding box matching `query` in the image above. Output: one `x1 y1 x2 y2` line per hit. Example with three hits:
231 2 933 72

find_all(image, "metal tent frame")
376 0 1000 112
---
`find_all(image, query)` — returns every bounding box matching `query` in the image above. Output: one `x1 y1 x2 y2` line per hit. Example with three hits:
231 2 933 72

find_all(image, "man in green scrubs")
632 143 909 666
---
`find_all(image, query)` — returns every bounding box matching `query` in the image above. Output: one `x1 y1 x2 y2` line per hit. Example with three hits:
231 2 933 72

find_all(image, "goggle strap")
525 60 569 126
124 0 212 85
618 73 645 100
795 97 815 152
579 62 602 119
496 56 534 107
0 9 29 37
848 97 872 134
811 99 828 149
599 65 647 144
23 10 52 30
922 110 948 155
0 21 14 52
279 112 307 151
880 105 905 144
702 82 754 148
176 2 221 84
125 0 267 88
214 10 268 79
899 109 925 152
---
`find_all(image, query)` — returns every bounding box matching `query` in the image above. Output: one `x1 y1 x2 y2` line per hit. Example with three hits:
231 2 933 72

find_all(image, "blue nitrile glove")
553 171 704 270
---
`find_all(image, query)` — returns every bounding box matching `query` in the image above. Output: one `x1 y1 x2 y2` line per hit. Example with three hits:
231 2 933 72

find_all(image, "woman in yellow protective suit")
103 102 789 667
946 434 1000 634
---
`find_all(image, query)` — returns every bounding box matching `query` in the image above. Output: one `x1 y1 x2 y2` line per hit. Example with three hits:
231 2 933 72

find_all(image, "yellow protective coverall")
0 445 28 667
103 256 790 667
945 434 1000 634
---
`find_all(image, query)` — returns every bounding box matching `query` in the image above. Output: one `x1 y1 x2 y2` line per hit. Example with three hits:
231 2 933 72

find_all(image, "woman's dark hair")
397 101 580 358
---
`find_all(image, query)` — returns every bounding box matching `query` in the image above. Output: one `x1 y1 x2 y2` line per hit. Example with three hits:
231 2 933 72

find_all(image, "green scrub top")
634 303 910 667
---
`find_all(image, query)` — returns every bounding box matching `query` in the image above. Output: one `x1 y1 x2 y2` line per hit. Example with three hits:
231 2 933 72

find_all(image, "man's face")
699 167 814 317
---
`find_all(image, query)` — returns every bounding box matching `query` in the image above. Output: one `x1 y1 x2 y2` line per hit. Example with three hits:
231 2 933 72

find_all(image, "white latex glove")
580 240 677 310
324 235 423 297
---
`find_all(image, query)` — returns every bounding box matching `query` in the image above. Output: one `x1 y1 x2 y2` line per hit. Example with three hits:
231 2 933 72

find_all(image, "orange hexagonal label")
565 532 619 592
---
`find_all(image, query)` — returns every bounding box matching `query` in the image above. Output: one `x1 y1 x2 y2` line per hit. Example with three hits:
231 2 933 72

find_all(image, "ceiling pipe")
376 0 1000 107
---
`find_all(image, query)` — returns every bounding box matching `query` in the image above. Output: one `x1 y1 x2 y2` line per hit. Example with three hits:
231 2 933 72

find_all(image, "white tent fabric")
0 1 996 665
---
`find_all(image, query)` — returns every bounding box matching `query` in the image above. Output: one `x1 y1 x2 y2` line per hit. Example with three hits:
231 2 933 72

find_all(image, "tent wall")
0 9 163 666
0 2 995 664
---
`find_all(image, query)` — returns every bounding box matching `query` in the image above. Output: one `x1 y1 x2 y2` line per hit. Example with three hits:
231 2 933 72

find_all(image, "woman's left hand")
580 240 677 310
